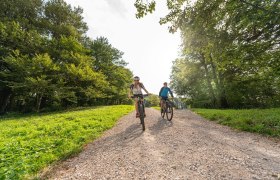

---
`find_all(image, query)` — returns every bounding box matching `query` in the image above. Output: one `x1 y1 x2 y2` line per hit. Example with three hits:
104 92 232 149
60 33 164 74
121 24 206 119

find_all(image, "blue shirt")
159 87 173 98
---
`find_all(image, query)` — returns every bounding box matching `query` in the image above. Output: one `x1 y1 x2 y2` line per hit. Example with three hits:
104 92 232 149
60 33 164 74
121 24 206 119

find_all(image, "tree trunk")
201 53 217 107
209 54 221 107
36 94 43 112
218 72 229 108
0 88 12 114
209 54 230 108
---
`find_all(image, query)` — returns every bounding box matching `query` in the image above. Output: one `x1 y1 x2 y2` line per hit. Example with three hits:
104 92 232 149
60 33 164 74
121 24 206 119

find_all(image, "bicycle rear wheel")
138 103 145 131
166 103 173 121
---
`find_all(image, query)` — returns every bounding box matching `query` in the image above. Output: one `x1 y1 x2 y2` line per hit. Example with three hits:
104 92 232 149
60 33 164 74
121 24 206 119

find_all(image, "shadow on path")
148 117 173 135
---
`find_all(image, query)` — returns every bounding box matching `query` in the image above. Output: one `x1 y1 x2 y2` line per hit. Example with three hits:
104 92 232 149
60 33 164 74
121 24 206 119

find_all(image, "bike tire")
166 103 173 121
139 103 145 131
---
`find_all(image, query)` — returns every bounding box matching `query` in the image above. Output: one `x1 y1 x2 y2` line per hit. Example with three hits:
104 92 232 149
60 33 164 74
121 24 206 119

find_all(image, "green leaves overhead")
44 0 88 39
134 0 156 18
135 0 280 108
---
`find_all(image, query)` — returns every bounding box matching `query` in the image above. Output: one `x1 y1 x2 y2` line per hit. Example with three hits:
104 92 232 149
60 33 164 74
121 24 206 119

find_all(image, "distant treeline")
0 0 133 113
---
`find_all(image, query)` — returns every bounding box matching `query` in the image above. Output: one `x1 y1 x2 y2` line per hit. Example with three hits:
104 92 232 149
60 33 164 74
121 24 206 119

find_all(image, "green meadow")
0 105 134 179
192 108 280 137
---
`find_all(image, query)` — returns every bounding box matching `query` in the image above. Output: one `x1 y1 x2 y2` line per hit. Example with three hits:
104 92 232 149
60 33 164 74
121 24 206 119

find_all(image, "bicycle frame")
132 94 148 131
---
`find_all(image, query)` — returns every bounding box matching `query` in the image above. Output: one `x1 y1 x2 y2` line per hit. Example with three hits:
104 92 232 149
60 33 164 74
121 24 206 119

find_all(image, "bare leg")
135 98 139 115
160 99 166 110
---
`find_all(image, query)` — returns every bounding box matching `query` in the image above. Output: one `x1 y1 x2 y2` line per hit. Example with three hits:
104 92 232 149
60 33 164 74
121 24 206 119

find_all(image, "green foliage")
134 0 280 108
145 94 160 107
0 105 134 179
134 0 156 18
89 37 133 104
165 0 280 108
44 0 88 39
0 0 133 113
192 108 280 137
2 52 59 112
0 0 43 31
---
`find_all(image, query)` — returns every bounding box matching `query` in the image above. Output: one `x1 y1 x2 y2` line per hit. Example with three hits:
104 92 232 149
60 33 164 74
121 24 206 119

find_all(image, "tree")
44 0 88 39
2 52 59 112
0 0 133 113
134 0 156 19
89 37 132 105
146 94 160 107
0 21 46 112
0 0 45 113
136 0 280 108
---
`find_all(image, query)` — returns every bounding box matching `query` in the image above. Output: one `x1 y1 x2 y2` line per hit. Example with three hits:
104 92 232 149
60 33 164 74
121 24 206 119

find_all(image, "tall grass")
192 108 280 137
0 105 134 179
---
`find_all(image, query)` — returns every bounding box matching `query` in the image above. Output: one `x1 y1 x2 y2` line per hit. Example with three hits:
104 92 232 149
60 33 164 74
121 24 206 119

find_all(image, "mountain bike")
132 94 149 131
160 98 174 121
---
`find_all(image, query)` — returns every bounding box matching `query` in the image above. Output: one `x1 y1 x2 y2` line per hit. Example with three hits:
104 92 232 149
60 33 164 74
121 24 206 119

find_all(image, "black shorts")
132 94 143 99
160 96 168 101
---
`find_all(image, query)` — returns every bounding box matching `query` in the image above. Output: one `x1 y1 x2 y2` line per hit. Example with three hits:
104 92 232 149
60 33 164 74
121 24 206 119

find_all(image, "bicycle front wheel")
138 103 145 131
166 104 173 121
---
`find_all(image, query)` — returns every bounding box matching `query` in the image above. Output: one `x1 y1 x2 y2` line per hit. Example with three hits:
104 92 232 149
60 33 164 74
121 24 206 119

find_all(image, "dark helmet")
134 76 140 81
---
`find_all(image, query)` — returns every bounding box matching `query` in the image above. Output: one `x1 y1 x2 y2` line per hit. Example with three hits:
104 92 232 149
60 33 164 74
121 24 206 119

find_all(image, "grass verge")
192 108 280 137
0 105 134 179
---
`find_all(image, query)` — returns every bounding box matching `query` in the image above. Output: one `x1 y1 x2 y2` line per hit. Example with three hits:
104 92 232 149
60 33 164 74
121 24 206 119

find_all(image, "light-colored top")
130 83 145 95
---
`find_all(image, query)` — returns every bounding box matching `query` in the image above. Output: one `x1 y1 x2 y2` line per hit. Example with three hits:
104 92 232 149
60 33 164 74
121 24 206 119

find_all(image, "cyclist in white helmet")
129 76 150 117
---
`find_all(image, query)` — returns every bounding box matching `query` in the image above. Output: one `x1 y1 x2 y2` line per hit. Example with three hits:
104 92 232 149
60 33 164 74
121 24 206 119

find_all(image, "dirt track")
43 108 280 180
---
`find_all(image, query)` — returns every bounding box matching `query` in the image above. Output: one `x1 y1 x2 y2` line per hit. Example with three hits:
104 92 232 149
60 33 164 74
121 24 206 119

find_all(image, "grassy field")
192 108 280 137
0 105 134 179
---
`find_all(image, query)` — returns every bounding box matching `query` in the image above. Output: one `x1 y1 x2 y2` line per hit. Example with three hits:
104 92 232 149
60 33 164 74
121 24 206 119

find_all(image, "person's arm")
140 83 150 94
143 87 150 94
168 88 174 98
144 89 149 94
128 84 133 98
159 87 163 96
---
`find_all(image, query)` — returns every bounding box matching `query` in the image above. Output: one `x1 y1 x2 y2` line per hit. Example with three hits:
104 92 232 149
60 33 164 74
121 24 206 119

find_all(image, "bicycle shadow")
88 121 144 154
148 117 173 135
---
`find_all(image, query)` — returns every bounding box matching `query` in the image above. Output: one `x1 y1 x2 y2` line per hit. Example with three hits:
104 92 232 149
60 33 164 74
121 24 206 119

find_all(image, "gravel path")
43 108 280 180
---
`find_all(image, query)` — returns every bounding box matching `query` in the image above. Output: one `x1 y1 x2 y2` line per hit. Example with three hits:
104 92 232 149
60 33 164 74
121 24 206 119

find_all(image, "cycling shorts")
160 96 168 101
132 94 144 99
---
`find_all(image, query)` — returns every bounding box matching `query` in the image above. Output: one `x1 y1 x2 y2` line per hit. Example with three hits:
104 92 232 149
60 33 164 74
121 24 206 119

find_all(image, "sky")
64 0 181 94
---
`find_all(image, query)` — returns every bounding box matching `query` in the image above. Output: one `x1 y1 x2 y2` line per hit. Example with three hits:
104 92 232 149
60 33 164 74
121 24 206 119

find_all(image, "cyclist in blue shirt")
159 82 174 109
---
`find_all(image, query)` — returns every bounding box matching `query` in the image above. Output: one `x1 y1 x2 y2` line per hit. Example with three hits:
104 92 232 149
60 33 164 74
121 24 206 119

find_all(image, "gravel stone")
41 108 280 180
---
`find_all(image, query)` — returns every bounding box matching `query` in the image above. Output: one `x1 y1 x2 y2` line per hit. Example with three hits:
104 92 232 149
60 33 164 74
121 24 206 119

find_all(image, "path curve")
43 108 280 179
